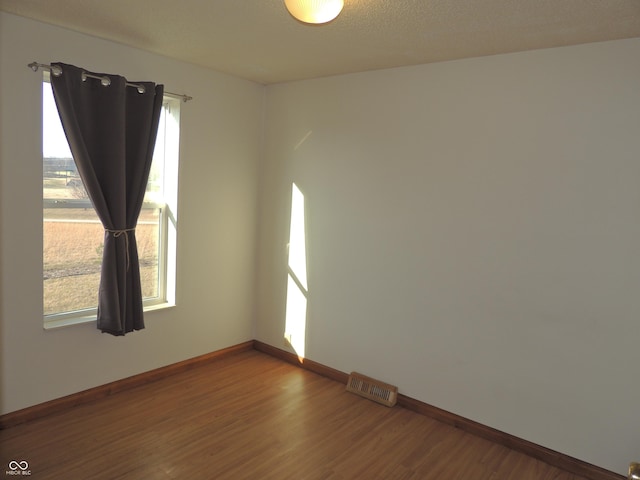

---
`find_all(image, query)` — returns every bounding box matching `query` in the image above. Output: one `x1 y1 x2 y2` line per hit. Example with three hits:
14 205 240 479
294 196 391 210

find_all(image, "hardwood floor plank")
0 350 600 479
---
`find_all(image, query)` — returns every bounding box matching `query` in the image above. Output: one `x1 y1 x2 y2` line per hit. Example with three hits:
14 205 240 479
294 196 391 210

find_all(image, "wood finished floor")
0 350 590 480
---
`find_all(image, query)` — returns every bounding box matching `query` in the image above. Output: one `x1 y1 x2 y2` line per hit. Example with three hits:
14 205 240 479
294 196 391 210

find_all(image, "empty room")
1 1 639 479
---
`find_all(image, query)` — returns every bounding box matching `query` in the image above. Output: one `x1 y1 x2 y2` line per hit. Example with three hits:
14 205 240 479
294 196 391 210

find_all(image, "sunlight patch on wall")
285 274 307 359
284 183 308 360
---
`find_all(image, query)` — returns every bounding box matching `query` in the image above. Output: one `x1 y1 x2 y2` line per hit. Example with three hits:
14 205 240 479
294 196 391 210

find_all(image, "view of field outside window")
43 79 175 318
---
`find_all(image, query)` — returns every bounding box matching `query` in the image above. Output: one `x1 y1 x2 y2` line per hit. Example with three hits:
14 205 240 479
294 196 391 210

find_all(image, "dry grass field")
43 209 160 315
43 174 162 315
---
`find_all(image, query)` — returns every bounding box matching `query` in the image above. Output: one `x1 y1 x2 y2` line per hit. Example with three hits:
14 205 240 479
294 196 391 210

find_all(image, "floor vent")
346 372 398 407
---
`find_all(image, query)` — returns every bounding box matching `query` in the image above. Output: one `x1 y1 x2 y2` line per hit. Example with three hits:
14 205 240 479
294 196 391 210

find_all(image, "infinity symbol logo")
8 461 28 470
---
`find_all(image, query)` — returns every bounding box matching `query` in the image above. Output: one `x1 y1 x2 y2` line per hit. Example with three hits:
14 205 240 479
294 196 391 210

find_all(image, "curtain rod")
28 62 193 103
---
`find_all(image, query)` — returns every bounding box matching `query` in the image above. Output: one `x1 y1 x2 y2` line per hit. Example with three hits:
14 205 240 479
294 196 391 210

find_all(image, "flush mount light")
284 0 344 24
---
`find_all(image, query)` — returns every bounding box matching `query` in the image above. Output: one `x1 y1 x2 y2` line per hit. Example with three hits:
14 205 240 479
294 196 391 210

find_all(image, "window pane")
43 207 103 315
145 105 166 204
138 207 160 300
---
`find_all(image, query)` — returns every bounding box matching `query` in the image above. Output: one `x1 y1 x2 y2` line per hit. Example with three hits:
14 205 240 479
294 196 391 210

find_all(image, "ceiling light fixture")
284 0 344 24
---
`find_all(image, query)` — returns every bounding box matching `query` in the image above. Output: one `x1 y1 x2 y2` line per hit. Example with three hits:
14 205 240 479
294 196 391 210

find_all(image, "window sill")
43 302 176 330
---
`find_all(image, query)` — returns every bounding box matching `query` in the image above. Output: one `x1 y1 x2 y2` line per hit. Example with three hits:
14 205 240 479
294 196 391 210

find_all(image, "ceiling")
1 0 639 85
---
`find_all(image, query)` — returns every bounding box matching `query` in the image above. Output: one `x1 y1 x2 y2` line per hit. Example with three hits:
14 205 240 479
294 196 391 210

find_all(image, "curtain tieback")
105 228 136 270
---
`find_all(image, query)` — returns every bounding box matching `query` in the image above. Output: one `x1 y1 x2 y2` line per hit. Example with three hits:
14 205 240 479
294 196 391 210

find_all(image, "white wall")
256 38 640 475
0 13 263 414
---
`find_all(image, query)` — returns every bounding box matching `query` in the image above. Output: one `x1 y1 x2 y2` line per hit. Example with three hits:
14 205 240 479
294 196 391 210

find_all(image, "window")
42 75 180 327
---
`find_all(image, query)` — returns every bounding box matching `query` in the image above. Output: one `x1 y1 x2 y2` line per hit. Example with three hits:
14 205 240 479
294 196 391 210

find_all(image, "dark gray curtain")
50 63 164 336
